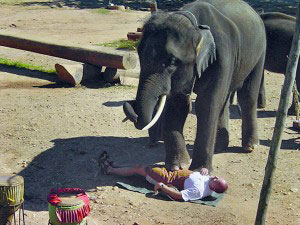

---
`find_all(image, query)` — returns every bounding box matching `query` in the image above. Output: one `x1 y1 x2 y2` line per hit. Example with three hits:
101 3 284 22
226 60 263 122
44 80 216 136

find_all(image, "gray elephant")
123 0 266 172
258 12 299 113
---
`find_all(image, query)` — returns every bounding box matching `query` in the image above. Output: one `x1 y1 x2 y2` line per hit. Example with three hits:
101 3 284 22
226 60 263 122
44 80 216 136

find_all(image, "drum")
0 174 24 225
48 188 90 225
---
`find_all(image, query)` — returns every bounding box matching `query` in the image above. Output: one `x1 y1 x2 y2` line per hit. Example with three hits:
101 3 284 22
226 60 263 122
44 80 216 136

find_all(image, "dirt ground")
0 3 299 225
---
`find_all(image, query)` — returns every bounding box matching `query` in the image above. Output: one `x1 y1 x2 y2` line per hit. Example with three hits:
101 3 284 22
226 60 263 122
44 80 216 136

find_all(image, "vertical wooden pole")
255 2 300 225
293 83 299 120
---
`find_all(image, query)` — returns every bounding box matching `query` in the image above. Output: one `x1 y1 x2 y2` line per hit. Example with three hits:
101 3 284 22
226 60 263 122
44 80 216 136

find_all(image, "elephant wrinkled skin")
123 0 266 172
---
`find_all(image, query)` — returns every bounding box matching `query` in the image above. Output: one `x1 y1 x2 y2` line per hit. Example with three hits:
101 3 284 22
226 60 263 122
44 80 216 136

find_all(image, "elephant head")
123 12 216 130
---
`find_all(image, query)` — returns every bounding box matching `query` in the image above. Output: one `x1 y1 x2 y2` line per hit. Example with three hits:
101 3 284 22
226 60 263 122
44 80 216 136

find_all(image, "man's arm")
154 182 183 201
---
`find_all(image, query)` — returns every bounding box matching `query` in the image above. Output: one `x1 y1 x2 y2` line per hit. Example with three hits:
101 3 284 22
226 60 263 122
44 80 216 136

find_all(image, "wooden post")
0 34 137 70
149 1 157 14
254 2 300 225
293 83 299 120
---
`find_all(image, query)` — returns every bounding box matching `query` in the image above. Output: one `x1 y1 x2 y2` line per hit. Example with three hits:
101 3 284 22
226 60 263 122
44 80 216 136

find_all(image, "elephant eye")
170 57 176 65
164 56 177 67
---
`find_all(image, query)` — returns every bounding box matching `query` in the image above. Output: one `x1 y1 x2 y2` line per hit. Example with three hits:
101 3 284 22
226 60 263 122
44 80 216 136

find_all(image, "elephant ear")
195 25 216 78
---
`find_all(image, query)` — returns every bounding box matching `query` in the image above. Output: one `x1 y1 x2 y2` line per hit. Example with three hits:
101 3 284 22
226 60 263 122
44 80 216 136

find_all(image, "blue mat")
116 181 224 207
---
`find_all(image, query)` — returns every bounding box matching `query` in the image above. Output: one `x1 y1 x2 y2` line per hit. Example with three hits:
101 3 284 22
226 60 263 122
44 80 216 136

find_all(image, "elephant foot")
257 99 266 109
288 105 296 116
242 141 259 153
215 128 229 153
189 161 213 173
166 160 191 171
257 93 266 109
165 154 191 171
257 103 266 109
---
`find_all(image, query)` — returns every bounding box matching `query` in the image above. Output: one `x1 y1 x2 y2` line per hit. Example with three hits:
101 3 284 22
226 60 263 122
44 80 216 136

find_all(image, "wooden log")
127 32 143 41
106 5 126 11
119 74 139 86
119 66 140 86
0 34 137 70
55 63 102 86
102 65 140 85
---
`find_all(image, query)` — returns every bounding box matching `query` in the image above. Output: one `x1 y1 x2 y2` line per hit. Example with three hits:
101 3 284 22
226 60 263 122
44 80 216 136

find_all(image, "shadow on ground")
17 135 165 211
0 64 121 89
18 134 239 212
229 105 278 120
0 64 57 82
260 136 300 150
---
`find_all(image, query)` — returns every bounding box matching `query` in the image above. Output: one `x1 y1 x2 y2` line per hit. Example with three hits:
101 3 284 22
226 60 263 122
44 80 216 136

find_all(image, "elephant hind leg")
288 71 300 116
237 57 264 152
257 72 267 109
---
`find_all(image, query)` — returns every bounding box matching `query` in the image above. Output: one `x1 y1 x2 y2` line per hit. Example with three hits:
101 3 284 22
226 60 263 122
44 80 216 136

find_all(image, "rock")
290 188 298 193
112 186 119 190
96 186 105 191
249 183 255 188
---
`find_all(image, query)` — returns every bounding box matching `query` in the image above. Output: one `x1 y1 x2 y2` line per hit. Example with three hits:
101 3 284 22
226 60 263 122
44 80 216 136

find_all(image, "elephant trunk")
123 101 138 123
123 73 170 130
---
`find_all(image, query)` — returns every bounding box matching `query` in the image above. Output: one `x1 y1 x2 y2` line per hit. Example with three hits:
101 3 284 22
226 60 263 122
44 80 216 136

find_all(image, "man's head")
209 176 228 193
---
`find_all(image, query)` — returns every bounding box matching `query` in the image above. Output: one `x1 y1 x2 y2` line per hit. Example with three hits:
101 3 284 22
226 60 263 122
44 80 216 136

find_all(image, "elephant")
123 0 266 172
258 12 299 114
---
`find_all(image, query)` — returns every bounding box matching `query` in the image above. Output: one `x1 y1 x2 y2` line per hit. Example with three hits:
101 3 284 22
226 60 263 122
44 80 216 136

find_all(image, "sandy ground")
0 4 299 225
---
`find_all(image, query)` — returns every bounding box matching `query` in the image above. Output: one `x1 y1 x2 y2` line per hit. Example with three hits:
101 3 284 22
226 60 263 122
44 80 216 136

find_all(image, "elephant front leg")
148 108 165 147
164 95 191 171
189 98 219 172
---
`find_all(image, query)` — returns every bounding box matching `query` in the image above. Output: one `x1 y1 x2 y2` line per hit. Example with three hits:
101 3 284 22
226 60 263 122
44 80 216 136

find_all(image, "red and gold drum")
47 188 91 225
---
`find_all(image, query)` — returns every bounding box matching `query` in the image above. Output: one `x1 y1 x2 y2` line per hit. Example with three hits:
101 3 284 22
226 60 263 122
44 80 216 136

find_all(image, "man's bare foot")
98 151 114 175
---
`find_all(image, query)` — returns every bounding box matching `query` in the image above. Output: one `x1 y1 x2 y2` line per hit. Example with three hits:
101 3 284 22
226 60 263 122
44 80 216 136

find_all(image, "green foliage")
94 8 111 14
97 39 139 50
0 58 56 74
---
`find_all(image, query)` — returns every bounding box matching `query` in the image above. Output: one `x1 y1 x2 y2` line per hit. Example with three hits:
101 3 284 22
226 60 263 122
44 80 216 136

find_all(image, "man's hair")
214 178 228 193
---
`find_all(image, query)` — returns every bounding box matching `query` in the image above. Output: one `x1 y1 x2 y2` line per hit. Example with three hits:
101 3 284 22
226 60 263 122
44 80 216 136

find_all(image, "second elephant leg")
257 72 266 109
215 98 230 153
237 56 263 152
288 73 300 115
148 109 165 146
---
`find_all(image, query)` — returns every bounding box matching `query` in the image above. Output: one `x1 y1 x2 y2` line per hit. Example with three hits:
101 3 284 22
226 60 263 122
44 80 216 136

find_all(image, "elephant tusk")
142 95 167 131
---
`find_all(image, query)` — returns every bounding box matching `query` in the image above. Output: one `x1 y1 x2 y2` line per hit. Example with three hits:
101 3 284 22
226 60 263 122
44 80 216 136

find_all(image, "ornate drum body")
0 174 24 224
48 188 90 225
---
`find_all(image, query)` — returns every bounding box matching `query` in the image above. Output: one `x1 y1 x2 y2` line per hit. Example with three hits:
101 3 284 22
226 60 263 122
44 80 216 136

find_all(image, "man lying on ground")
99 151 228 201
